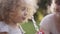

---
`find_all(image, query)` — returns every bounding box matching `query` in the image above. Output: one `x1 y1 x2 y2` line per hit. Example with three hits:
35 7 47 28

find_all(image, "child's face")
18 7 28 22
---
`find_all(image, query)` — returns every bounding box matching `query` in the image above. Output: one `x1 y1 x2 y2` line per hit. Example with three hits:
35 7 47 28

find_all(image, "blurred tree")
38 0 51 9
34 0 52 22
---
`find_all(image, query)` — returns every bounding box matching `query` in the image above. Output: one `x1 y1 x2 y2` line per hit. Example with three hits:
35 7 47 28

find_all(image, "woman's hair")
0 0 38 23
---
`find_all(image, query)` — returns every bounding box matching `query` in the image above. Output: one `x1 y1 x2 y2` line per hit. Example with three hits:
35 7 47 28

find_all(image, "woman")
0 0 38 34
38 0 60 34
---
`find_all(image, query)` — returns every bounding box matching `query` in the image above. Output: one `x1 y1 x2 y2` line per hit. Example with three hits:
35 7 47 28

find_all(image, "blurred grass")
21 21 39 34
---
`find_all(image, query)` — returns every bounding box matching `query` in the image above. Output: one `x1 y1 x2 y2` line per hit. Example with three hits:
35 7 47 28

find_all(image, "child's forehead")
20 5 27 9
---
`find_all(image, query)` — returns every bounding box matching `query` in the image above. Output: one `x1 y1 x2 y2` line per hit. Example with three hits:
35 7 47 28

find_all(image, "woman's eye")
56 3 60 5
55 0 60 5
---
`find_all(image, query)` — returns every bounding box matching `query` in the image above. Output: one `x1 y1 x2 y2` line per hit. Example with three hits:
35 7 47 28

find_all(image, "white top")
40 14 60 34
0 21 24 34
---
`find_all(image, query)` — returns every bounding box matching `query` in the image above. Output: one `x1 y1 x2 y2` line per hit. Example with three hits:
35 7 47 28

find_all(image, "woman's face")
54 1 60 17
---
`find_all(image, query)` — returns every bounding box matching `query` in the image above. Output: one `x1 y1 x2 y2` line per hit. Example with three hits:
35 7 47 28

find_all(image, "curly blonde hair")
24 0 38 20
0 0 38 24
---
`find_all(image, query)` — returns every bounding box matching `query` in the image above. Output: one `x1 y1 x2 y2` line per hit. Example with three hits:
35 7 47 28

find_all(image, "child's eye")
21 7 26 11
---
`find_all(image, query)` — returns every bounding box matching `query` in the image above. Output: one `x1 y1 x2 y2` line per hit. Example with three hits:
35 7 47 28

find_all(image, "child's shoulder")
0 21 9 32
0 21 8 26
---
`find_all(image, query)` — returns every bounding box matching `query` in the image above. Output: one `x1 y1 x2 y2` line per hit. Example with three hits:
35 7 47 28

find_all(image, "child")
0 0 38 34
38 0 60 34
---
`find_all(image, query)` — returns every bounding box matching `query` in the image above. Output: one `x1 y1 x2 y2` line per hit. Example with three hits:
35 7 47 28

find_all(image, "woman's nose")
56 5 60 9
55 6 60 10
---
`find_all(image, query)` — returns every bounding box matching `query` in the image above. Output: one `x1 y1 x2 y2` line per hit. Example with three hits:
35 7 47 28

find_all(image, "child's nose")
24 11 27 16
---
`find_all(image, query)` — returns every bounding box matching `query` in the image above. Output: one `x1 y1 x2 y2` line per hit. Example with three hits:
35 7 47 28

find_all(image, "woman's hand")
0 32 8 34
